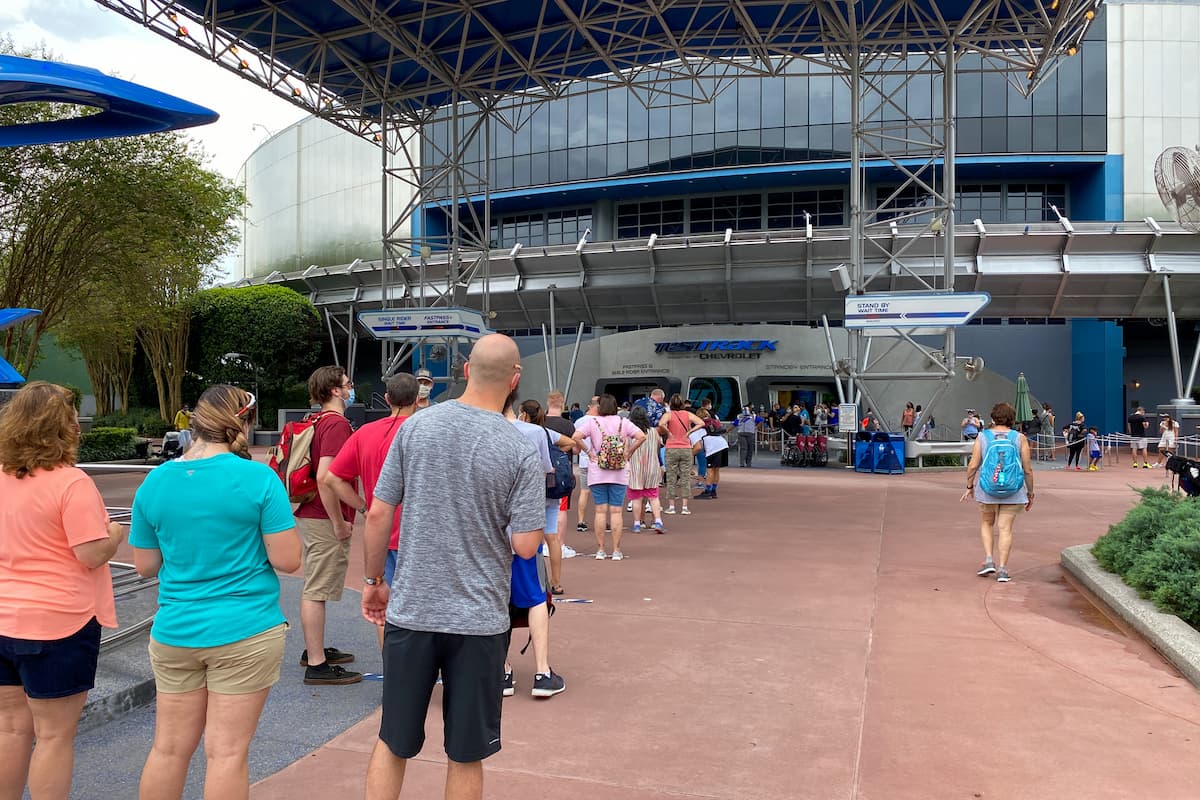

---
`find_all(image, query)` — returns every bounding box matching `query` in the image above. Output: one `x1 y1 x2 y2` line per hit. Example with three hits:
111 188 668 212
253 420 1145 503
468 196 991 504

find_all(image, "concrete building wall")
1107 0 1200 221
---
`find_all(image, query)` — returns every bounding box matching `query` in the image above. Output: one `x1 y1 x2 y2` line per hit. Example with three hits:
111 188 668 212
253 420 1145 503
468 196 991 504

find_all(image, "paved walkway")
92 460 1200 798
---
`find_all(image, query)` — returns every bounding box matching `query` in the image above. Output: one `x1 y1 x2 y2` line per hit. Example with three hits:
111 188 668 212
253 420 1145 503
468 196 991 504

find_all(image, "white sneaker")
626 501 634 512
560 544 577 558
644 502 652 513
664 506 677 515
611 551 624 561
541 544 549 558
594 550 606 560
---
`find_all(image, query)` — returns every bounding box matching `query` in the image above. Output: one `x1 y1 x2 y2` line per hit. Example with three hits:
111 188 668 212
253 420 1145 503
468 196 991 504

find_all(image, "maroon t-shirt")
295 411 355 522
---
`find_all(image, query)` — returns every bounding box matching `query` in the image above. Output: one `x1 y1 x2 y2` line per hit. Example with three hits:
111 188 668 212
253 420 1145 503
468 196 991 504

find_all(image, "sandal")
551 584 564 595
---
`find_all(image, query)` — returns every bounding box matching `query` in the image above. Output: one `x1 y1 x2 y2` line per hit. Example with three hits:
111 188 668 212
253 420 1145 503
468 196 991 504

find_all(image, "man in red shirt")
296 365 360 685
324 373 418 648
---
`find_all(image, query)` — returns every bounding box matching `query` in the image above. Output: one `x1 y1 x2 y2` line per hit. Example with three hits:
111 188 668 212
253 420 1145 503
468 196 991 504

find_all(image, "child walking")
1086 427 1102 471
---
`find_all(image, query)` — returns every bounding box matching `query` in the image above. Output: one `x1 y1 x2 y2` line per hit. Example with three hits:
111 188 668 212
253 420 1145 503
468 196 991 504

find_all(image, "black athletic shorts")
379 625 510 763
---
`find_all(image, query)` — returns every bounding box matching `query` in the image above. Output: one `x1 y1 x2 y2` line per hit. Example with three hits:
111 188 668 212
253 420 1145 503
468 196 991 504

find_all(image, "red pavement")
94 462 1200 799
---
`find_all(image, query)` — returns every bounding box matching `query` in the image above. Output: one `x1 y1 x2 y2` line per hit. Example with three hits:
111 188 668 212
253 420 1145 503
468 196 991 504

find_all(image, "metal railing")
100 504 158 652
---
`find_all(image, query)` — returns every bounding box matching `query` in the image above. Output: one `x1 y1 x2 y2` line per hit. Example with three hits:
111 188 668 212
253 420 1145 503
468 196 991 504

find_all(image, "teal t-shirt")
130 452 295 648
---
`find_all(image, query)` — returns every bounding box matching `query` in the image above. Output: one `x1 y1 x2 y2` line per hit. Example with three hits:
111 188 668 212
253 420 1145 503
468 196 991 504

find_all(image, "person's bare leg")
140 689 207 800
202 689 271 800
545 533 563 588
445 760 483 800
610 504 624 553
0 686 34 800
576 481 591 527
25 691 89 800
979 510 996 561
593 506 606 552
526 602 551 675
300 599 328 666
649 495 663 522
996 511 1017 567
365 740 407 800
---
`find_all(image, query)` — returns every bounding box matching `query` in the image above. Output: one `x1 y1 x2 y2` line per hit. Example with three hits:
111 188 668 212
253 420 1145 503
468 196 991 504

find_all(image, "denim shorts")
0 617 101 699
589 482 627 507
384 548 399 588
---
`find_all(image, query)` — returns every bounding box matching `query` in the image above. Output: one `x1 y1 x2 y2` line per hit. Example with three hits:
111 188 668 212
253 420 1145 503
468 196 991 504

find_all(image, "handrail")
79 463 157 474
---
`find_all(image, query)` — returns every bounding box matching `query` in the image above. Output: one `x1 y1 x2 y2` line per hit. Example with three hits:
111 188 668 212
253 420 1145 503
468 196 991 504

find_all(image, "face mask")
418 383 432 399
346 388 356 406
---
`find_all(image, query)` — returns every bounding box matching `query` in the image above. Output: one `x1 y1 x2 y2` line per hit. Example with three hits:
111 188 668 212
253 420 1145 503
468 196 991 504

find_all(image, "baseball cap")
416 368 433 382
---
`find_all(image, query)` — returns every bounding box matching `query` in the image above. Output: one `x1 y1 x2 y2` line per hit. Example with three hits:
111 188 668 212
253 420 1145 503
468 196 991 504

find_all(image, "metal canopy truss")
240 219 1200 324
98 0 1102 389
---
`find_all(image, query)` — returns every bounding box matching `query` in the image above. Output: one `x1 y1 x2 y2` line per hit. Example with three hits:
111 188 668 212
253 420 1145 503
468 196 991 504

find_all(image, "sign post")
358 308 489 341
838 403 858 469
843 292 991 330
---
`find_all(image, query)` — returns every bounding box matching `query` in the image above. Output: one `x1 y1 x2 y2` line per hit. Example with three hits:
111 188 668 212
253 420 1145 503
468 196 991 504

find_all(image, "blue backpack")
979 429 1024 497
544 430 576 500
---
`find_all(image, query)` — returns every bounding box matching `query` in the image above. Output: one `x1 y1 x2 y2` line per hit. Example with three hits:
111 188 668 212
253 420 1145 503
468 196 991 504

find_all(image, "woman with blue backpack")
961 402 1034 583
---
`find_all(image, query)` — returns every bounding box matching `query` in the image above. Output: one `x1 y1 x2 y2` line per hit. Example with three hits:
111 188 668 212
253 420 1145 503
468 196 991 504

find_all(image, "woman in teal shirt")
131 385 300 800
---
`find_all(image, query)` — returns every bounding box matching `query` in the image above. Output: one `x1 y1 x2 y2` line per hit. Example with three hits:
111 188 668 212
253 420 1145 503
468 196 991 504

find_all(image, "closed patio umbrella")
1014 372 1033 424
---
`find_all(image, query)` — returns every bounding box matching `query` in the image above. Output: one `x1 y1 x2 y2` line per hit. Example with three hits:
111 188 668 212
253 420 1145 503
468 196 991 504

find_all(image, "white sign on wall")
844 292 990 329
359 308 489 341
838 403 858 434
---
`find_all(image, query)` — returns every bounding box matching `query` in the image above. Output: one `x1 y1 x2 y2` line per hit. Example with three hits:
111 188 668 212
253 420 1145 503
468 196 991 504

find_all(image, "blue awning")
0 308 41 331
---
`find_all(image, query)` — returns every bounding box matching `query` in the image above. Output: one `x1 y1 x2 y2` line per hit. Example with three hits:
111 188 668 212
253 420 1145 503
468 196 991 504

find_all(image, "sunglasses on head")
236 392 257 419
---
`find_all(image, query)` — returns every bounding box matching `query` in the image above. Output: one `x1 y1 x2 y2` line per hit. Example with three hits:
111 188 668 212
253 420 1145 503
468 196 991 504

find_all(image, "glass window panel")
907 73 932 120
715 83 738 132
784 125 808 157
762 78 785 127
785 76 808 126
549 150 568 183
739 79 761 129
511 155 530 187
693 97 715 135
957 68 982 117
1007 117 1032 152
981 117 1006 153
832 76 851 124
982 72 1007 117
627 139 649 172
1082 116 1105 152
737 129 760 147
1057 53 1083 116
670 135 691 159
1031 81 1056 115
1081 43 1106 116
1032 117 1057 151
1058 116 1082 151
549 101 568 150
627 94 648 140
649 105 670 138
607 143 627 175
957 117 982 154
1007 81 1032 117
587 145 607 178
493 157 512 189
495 123 513 158
528 103 548 155
568 92 587 148
512 115 532 156
671 102 692 137
693 132 715 156
809 75 834 124
648 138 670 170
568 148 588 180
530 153 549 185
880 73 904 121
809 124 832 155
832 123 851 158
607 90 627 141
588 93 608 146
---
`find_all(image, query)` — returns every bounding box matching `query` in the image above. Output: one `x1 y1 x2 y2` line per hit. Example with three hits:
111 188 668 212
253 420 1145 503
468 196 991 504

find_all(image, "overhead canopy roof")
245 221 1200 329
97 0 1101 134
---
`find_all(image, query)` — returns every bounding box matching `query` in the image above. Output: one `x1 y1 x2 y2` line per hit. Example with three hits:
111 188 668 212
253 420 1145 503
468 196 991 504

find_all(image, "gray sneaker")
977 559 996 576
996 567 1012 583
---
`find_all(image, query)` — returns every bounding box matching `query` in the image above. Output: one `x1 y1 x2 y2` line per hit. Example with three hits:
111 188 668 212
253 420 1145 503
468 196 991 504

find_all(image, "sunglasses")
236 392 257 419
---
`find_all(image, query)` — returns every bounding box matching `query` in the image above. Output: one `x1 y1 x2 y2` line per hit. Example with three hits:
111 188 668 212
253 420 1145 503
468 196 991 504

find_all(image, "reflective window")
767 189 845 228
691 194 762 233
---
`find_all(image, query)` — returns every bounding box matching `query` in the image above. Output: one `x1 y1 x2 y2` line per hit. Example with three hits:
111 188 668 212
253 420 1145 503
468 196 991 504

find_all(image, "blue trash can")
872 432 905 474
854 431 874 472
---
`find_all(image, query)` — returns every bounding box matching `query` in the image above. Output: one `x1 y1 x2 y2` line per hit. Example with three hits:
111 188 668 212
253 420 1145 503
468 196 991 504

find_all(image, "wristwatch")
359 505 368 515
363 575 385 586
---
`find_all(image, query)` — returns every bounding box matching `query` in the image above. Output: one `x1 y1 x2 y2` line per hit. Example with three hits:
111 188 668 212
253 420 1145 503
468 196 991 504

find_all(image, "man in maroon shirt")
296 365 360 685
324 373 418 648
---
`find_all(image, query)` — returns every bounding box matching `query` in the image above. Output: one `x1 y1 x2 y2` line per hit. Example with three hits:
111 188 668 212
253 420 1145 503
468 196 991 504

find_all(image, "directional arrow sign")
359 308 490 341
843 292 991 330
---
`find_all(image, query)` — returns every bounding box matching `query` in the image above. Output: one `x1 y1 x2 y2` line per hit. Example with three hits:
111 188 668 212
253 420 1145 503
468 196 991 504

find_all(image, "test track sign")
358 308 489 341
844 292 990 329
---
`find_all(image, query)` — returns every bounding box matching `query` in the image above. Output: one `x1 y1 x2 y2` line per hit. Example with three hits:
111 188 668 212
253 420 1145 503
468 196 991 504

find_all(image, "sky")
4 0 309 189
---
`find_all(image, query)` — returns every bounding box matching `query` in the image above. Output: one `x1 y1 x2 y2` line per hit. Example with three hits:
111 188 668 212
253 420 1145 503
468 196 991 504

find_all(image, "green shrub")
94 408 171 437
1092 488 1200 628
78 426 138 462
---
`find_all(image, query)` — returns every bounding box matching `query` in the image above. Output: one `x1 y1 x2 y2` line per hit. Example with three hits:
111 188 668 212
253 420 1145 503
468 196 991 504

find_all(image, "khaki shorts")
149 623 287 695
299 517 351 601
978 503 1022 520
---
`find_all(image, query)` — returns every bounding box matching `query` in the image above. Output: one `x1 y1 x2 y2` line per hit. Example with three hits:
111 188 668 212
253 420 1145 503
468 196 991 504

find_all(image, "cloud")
25 0 128 41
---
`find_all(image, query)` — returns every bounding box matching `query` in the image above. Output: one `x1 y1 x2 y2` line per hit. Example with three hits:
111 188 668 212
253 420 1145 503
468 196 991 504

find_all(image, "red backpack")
268 411 339 504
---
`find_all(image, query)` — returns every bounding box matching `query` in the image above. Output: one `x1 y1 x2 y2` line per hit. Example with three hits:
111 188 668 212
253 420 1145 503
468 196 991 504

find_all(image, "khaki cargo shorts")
149 623 287 695
299 517 351 602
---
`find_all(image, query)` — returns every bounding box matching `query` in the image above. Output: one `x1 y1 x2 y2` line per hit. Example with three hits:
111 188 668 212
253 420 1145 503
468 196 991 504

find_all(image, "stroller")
810 434 828 467
158 430 185 460
1165 455 1200 497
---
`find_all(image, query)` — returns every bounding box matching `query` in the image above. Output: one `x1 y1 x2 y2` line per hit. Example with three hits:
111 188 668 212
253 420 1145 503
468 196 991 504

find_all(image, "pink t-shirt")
575 415 642 486
329 414 407 550
0 466 117 639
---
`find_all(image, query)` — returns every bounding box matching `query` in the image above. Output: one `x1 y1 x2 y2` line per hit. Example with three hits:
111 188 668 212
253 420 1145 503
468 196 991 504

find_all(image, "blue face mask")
346 388 356 406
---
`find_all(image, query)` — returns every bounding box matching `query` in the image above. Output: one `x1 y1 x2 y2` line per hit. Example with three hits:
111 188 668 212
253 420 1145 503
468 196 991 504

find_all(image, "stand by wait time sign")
844 292 990 329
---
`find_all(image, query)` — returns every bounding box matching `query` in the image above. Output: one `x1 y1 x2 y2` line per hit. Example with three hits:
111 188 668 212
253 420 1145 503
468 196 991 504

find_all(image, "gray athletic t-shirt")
374 400 546 636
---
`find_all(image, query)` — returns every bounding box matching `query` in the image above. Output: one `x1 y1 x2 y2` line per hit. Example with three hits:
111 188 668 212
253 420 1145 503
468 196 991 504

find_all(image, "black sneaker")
303 663 362 685
502 670 515 697
300 647 355 666
531 669 565 698
576 522 588 532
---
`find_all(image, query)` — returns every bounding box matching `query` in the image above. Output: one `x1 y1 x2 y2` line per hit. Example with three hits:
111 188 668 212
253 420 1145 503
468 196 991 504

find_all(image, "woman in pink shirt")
0 382 124 800
572 394 646 560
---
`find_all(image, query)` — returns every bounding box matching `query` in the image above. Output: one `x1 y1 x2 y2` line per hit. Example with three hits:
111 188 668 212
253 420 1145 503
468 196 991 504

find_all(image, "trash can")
854 431 874 472
872 432 905 474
